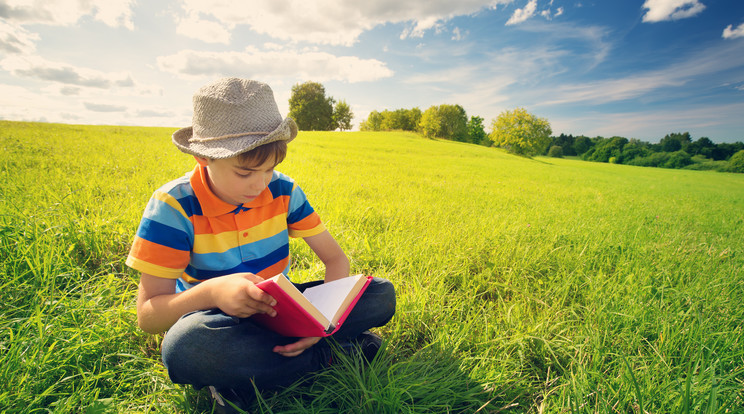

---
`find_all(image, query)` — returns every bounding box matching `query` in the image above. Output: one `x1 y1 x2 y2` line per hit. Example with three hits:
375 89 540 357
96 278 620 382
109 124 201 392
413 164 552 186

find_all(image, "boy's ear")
194 156 210 167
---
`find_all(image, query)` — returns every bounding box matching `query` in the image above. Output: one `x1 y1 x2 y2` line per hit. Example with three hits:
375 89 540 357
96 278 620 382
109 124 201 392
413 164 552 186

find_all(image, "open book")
252 274 372 337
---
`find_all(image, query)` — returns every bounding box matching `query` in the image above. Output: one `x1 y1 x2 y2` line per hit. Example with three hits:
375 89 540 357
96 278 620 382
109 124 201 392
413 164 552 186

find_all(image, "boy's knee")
369 278 396 323
161 310 237 382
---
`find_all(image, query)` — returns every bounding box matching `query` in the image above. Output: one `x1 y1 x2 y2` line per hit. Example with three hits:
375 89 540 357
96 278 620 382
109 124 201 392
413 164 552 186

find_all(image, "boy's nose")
249 176 267 192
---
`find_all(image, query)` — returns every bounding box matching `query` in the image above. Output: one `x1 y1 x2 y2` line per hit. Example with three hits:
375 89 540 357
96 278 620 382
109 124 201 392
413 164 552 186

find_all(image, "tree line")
288 81 744 173
547 132 744 173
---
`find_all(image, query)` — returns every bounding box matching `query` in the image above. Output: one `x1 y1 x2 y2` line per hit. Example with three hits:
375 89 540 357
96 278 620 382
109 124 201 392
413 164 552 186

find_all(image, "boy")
126 78 396 409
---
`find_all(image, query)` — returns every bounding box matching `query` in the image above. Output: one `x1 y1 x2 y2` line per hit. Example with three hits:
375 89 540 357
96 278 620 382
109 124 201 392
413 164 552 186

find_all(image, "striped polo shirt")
126 165 325 291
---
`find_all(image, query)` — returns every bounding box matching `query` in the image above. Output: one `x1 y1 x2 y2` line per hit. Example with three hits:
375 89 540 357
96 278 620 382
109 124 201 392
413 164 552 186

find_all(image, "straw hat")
172 78 298 159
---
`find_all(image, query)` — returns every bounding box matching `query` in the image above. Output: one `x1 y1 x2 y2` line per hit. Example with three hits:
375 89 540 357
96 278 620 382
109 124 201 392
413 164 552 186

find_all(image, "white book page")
302 275 363 322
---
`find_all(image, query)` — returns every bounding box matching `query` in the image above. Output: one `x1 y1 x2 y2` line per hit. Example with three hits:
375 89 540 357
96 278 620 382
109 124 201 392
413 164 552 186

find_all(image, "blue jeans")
161 277 396 391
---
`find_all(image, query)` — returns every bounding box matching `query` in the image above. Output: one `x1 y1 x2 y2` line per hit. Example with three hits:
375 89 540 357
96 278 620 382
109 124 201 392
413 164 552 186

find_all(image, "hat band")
189 131 270 143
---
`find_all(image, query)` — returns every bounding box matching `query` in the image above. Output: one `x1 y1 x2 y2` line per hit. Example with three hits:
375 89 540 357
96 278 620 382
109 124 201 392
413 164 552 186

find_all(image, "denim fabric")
161 277 395 391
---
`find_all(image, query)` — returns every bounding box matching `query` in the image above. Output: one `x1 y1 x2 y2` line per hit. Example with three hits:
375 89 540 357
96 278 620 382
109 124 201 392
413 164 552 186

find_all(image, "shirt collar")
189 165 274 217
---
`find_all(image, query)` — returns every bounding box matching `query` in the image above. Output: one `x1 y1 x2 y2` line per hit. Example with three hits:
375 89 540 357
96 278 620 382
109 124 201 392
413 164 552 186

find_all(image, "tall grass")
1 122 742 412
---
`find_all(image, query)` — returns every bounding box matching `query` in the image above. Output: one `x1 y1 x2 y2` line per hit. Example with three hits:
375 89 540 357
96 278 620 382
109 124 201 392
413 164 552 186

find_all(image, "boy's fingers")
245 283 277 306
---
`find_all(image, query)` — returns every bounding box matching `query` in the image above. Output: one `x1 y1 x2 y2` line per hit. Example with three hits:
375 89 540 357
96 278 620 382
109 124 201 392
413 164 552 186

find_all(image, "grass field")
1 120 742 413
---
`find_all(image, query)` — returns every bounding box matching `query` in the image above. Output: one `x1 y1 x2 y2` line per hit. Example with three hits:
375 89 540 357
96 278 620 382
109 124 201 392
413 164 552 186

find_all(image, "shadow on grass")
180 339 521 413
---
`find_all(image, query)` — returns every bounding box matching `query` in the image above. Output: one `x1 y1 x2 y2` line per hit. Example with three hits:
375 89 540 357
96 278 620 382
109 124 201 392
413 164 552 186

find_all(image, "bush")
548 145 563 158
728 150 744 173
662 151 692 169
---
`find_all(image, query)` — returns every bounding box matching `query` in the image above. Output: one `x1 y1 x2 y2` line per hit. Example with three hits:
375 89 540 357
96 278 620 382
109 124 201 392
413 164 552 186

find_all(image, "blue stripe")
185 244 289 280
137 218 192 251
144 197 193 231
288 198 314 223
176 193 202 217
268 174 294 197
190 230 289 270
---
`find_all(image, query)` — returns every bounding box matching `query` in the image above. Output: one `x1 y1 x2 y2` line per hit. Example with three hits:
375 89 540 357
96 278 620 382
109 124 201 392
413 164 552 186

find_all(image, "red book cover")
252 274 372 337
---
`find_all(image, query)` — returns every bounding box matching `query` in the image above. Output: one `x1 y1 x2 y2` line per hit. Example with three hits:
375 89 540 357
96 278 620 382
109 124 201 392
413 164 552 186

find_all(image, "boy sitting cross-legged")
126 78 396 410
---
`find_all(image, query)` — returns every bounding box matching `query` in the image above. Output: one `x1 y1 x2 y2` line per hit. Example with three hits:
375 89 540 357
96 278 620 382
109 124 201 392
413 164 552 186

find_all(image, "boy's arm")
303 230 350 283
136 272 277 334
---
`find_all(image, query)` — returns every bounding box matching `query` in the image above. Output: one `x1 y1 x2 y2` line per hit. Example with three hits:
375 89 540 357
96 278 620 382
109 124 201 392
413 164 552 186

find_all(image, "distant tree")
489 107 552 157
688 136 715 157
621 138 651 162
548 145 563 158
419 106 441 138
573 135 592 155
659 132 692 153
663 150 693 169
438 104 468 141
289 81 334 131
467 116 489 146
360 110 382 131
361 107 421 132
585 136 628 163
552 133 576 156
728 150 744 173
332 99 354 131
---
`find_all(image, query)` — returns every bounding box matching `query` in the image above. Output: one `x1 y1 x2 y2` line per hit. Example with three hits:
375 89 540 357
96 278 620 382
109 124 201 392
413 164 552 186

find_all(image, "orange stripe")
190 195 291 235
235 195 290 228
290 211 322 231
192 214 235 235
256 258 289 279
129 236 190 270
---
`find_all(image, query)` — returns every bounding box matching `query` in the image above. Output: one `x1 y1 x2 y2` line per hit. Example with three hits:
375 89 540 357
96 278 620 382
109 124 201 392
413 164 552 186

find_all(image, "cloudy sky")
1 0 743 142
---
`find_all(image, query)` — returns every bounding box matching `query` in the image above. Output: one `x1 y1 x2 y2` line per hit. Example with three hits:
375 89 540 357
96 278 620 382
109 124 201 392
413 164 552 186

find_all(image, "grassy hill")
1 121 742 412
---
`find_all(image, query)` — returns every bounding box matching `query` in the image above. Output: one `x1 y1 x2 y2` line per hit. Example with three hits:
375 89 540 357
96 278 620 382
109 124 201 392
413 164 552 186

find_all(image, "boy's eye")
236 171 254 178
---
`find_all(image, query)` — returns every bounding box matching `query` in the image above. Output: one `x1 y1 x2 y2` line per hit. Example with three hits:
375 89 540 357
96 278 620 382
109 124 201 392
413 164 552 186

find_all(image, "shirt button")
243 232 249 238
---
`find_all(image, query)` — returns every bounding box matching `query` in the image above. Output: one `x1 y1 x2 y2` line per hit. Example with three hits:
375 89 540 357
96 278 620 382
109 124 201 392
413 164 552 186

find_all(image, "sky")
1 0 743 143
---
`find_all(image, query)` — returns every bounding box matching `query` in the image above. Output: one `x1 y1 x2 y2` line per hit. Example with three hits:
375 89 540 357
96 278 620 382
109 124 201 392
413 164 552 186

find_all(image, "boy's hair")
236 139 287 167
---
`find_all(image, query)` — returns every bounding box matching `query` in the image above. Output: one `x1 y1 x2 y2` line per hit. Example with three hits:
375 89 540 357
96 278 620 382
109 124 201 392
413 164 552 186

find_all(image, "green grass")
1 121 743 413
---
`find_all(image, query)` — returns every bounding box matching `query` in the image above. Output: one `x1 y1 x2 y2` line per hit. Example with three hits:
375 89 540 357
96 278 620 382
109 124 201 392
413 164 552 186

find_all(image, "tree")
360 110 382 131
728 150 744 173
419 106 441 138
332 100 354 131
659 132 692 153
573 136 592 156
548 145 563 158
489 107 552 157
288 81 334 131
437 104 468 141
467 116 489 146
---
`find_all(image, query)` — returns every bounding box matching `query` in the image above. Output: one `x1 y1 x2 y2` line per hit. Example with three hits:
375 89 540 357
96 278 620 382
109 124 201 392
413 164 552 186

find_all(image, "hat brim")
172 117 298 159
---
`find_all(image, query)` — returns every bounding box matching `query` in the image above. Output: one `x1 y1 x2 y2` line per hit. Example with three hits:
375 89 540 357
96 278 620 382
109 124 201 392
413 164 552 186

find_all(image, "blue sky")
1 0 743 143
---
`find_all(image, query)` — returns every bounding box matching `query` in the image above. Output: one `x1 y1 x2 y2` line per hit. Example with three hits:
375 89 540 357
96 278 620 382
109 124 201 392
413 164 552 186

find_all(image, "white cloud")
1 55 135 88
641 0 706 23
0 18 38 54
0 0 136 29
177 0 512 46
175 13 232 44
537 41 744 107
451 27 466 41
722 22 744 39
506 0 537 25
156 48 394 83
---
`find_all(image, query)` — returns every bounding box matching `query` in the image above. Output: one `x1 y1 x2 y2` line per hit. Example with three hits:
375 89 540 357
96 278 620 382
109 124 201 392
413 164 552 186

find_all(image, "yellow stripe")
125 256 184 279
153 190 189 219
289 223 326 238
192 214 289 254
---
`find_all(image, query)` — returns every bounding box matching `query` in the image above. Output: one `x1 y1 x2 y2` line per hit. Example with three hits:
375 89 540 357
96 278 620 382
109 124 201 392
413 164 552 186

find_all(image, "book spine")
326 275 373 335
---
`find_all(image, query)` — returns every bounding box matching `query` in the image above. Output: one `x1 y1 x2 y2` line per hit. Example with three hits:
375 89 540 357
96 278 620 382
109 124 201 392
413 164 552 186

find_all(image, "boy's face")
198 155 276 205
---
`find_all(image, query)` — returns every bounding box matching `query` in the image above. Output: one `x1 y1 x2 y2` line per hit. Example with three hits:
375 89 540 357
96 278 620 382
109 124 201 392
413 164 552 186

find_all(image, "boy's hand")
211 273 277 318
273 337 322 357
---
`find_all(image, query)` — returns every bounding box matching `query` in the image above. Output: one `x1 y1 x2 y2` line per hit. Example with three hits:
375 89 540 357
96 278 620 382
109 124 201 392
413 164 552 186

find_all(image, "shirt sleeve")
286 182 326 238
125 190 194 278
